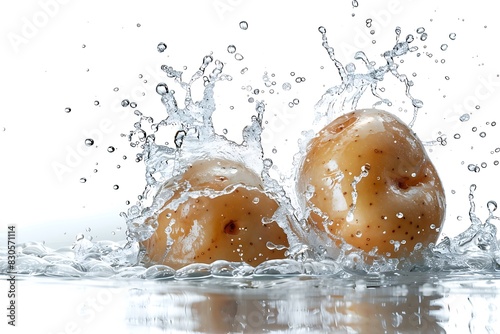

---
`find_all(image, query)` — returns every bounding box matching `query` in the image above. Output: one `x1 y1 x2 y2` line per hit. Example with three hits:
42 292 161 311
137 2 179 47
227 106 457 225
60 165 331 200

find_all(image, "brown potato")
143 158 289 269
297 109 445 257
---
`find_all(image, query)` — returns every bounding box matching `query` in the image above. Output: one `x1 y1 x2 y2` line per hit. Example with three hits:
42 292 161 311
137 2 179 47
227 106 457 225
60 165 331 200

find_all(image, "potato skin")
297 109 445 257
143 158 289 269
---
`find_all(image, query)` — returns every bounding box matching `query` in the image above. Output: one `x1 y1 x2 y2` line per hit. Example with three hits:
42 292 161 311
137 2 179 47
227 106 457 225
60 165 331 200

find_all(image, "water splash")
315 26 422 127
1 22 499 279
426 185 499 271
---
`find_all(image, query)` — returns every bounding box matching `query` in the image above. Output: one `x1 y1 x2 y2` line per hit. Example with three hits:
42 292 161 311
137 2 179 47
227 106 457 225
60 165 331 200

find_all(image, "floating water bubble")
440 44 448 51
80 178 86 183
157 42 167 53
480 132 486 138
85 138 94 146
239 21 248 30
113 185 119 190
227 45 236 54
449 32 457 40
130 102 137 108
107 146 115 153
94 100 99 106
416 27 425 34
121 99 130 107
234 53 244 61
420 33 428 41
366 19 372 28
64 107 71 113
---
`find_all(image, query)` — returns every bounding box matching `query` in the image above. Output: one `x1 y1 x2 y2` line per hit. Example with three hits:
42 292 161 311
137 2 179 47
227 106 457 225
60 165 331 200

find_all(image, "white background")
1 0 499 249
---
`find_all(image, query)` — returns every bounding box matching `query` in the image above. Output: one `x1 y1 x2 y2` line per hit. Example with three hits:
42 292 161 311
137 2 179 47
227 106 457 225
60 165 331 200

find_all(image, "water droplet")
355 230 362 237
64 107 71 113
263 158 273 168
468 164 480 173
449 33 456 40
479 132 486 138
157 42 167 53
366 19 372 28
239 21 248 30
272 147 277 154
352 0 358 7
420 33 428 41
472 126 477 132
454 133 461 139
252 197 260 204
282 82 291 91
125 200 130 205
113 185 119 190
459 113 470 122
227 45 236 54
82 44 86 48
113 87 119 92
487 201 498 213
174 130 186 148
94 100 100 106
293 98 300 105
156 83 169 95
121 99 130 107
80 178 86 183
107 146 115 153
396 212 404 219
136 23 141 28
412 99 423 108
130 102 137 108
481 162 487 168
440 44 448 51
240 67 248 74
416 27 425 34
234 53 244 61
85 138 94 146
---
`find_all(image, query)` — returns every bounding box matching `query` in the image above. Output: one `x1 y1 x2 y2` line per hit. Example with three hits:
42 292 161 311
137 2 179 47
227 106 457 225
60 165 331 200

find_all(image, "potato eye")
224 220 239 235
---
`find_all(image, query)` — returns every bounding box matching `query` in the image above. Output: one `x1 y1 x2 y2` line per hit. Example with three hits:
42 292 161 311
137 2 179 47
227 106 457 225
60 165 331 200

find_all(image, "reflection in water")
123 276 500 333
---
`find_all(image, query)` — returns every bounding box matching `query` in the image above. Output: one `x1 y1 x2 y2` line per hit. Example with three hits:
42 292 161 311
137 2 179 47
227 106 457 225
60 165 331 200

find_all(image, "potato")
297 109 445 257
143 158 289 269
